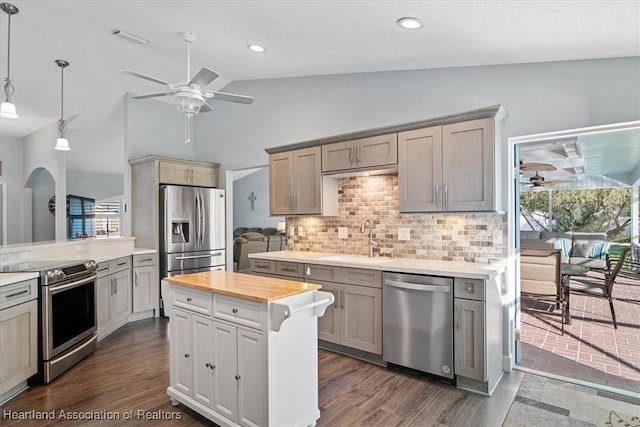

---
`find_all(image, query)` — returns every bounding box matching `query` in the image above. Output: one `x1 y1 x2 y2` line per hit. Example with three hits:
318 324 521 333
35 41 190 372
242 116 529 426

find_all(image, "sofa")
232 227 287 272
520 231 610 270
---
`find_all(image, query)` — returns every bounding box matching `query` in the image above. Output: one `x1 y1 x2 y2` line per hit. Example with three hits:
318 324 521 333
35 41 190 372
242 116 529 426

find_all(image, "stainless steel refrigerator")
160 185 226 312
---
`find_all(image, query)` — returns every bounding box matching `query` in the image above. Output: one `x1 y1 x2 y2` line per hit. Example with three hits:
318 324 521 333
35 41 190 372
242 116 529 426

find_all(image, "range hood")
321 164 398 178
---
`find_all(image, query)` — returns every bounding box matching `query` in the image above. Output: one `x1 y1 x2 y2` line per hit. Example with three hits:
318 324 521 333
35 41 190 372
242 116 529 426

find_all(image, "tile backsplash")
286 175 507 263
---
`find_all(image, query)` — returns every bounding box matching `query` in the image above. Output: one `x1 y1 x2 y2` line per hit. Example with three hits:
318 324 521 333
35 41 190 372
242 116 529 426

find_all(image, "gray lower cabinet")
305 264 382 355
97 256 132 339
0 278 38 404
399 118 495 212
132 253 158 316
453 276 503 396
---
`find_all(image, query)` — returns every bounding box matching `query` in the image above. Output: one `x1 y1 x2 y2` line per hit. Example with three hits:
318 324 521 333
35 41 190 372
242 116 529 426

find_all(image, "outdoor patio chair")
569 243 638 329
520 248 565 334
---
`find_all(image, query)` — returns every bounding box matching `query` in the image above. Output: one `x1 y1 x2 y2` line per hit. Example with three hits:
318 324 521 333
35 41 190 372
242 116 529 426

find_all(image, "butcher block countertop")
163 270 321 302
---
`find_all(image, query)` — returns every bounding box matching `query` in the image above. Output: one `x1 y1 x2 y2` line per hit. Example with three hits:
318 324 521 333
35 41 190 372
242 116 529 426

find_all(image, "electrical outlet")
298 226 304 237
398 228 410 241
289 226 295 236
338 227 348 239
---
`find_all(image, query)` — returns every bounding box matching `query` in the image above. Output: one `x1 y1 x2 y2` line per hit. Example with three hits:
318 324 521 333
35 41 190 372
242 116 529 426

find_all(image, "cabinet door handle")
185 353 190 358
134 271 138 285
455 305 460 331
138 257 153 263
435 185 439 208
333 290 339 309
5 289 29 299
205 362 215 370
293 194 297 211
281 267 296 272
341 289 345 309
235 375 241 380
288 193 292 211
117 261 128 267
305 266 311 276
186 297 192 302
444 184 448 209
356 145 361 162
256 263 270 269
232 308 238 314
349 145 354 164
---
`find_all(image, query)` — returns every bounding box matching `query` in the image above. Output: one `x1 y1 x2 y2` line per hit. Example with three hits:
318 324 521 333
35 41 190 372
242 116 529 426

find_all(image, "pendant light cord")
60 65 64 119
3 10 15 101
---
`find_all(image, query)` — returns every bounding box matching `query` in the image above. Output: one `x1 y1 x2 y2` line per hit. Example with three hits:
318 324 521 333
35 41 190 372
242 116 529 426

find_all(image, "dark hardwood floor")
1 318 522 426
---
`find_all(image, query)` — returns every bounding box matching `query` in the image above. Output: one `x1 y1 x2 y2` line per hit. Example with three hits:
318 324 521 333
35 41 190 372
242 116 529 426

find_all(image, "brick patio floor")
519 272 640 394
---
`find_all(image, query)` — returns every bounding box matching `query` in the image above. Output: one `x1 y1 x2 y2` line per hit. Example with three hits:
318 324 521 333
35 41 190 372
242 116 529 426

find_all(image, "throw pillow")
553 239 569 257
589 242 611 259
571 241 593 258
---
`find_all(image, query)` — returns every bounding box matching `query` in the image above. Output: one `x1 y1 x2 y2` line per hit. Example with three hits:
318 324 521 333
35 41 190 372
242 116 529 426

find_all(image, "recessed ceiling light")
397 17 422 30
248 44 265 52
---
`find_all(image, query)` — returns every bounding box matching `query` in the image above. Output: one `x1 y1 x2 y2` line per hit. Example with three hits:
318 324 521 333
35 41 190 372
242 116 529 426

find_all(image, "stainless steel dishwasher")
382 272 454 379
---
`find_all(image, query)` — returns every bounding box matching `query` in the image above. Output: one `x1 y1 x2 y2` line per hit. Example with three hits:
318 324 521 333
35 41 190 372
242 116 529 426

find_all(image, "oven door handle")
49 274 97 295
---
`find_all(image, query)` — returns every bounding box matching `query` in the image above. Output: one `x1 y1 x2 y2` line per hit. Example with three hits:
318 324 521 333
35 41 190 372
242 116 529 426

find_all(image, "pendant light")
54 59 70 151
0 2 19 119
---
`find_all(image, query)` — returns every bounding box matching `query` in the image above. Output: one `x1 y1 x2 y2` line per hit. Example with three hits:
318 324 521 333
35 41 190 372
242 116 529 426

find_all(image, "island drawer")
0 278 38 310
250 259 276 274
213 294 262 330
173 286 212 316
133 253 156 267
275 261 304 278
454 278 485 301
341 268 381 288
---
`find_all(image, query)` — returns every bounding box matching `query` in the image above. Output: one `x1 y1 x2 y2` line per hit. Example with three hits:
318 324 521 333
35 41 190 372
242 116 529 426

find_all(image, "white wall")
0 135 25 244
31 168 55 242
194 58 640 187
232 167 283 229
67 171 124 200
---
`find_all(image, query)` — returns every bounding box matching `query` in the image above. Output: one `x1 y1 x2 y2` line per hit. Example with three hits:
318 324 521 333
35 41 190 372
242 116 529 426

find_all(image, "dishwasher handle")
384 279 450 293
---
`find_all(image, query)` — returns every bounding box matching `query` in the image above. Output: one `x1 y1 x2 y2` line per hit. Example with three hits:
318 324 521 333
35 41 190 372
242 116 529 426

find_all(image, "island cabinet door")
310 280 340 344
172 309 193 396
237 328 264 427
192 315 214 408
212 321 238 421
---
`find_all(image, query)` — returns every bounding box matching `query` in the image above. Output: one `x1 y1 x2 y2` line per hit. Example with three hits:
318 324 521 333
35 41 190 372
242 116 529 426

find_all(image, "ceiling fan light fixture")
397 17 422 29
174 90 205 116
1 2 19 119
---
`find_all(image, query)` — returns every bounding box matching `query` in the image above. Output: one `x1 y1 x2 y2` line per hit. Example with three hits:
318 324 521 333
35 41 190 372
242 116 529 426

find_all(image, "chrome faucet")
359 217 378 257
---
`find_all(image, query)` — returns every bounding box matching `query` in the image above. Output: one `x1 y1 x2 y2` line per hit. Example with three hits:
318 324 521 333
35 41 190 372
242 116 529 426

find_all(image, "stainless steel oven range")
3 259 98 383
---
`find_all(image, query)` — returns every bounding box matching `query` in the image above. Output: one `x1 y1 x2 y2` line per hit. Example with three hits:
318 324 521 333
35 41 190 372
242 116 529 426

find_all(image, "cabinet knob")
185 353 190 358
186 297 192 302
210 364 215 370
235 375 241 380
232 308 238 314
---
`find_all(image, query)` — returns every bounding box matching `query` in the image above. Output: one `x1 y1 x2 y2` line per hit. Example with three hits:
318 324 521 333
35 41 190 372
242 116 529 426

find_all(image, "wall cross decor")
248 192 257 210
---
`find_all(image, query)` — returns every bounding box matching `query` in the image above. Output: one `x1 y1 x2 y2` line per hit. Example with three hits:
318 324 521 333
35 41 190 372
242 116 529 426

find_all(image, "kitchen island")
162 270 333 427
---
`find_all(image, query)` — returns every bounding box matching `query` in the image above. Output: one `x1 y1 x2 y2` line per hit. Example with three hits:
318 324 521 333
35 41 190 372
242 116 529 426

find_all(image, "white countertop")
133 248 156 255
1 272 39 287
249 251 504 280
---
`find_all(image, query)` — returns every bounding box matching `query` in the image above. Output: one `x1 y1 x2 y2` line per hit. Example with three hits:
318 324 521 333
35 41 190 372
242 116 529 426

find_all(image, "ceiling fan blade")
199 101 213 113
132 92 174 100
205 91 254 105
520 162 556 172
188 68 219 88
122 69 171 86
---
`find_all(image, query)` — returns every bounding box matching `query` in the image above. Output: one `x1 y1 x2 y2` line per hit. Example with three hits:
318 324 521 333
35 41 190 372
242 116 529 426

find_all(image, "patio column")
633 182 639 243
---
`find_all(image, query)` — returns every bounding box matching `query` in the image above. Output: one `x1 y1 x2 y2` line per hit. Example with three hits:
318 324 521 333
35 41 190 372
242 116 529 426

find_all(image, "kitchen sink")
319 255 391 265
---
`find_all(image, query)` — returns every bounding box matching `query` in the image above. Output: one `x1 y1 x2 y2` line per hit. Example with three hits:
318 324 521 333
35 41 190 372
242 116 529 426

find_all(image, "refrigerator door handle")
200 193 206 246
194 191 201 248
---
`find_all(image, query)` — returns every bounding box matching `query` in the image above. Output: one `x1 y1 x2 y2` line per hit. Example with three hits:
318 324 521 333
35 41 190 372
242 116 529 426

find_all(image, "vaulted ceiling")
0 1 638 138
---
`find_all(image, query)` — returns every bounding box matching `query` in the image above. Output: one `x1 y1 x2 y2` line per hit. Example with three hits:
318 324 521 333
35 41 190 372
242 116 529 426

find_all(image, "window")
95 197 121 238
67 195 95 239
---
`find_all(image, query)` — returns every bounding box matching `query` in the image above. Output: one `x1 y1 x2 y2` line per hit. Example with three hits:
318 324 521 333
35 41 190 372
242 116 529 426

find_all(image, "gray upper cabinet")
269 147 322 215
322 134 398 173
399 117 495 212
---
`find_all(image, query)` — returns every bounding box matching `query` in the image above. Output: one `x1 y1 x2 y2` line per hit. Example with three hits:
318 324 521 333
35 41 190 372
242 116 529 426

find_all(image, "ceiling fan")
122 31 254 117
521 171 572 188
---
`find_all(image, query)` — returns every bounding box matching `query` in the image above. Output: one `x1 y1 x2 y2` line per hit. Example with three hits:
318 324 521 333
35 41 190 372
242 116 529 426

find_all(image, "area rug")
503 373 640 427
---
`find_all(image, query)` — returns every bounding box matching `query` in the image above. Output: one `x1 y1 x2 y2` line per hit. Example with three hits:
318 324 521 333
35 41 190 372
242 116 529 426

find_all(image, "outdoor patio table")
561 263 589 324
